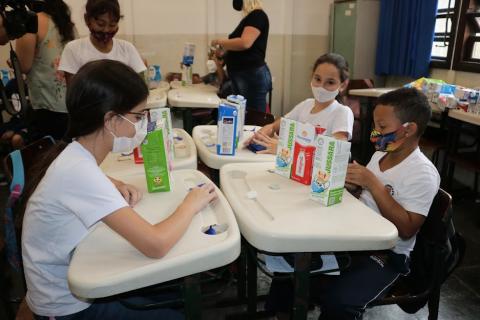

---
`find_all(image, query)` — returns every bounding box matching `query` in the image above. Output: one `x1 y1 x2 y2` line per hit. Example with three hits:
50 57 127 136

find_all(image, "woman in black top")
211 0 272 112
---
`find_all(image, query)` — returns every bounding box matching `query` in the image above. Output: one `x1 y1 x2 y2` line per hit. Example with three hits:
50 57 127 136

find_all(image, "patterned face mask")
370 123 409 152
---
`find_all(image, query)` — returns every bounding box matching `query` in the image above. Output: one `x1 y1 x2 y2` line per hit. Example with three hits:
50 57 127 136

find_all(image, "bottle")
296 150 305 177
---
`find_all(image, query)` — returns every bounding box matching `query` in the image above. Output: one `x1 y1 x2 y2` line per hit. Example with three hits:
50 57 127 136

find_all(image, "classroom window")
430 0 459 68
452 0 480 72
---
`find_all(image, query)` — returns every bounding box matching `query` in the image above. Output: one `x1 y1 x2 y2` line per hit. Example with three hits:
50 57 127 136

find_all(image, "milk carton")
141 120 171 192
226 95 246 145
290 122 317 185
216 103 238 155
148 65 162 89
149 108 174 161
310 135 351 206
275 118 297 178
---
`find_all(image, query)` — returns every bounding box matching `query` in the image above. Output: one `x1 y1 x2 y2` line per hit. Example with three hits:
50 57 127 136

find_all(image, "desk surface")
168 84 221 109
100 128 197 178
146 88 167 108
193 125 275 170
348 88 397 98
220 162 398 253
68 169 240 299
448 109 480 126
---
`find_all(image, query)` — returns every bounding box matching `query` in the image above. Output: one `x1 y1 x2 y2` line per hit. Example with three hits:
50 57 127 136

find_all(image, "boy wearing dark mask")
59 0 146 85
266 88 440 320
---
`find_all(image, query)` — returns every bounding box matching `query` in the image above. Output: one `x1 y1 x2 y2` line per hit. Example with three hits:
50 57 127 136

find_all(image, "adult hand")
182 183 218 214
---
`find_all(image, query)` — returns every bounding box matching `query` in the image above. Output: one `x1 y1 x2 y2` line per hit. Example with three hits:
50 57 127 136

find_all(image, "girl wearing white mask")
21 60 215 319
246 53 354 154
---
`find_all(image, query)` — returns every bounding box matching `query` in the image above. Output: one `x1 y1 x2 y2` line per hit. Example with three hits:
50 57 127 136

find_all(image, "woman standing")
211 0 272 112
15 0 76 140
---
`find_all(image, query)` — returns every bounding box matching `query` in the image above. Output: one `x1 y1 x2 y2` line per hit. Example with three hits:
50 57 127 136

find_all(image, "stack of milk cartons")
216 95 246 156
275 117 351 206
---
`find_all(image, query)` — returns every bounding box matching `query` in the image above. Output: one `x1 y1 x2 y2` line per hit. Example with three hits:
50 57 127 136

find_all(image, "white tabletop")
448 109 480 126
168 84 221 109
348 88 397 98
193 125 276 170
220 162 398 253
100 128 197 177
146 88 168 108
157 80 170 93
68 169 241 299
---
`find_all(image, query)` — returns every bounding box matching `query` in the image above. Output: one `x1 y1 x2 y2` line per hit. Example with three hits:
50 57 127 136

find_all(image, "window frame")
452 0 480 72
430 0 461 69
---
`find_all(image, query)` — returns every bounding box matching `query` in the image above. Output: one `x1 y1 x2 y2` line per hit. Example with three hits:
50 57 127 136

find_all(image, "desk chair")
2 136 55 307
369 189 465 320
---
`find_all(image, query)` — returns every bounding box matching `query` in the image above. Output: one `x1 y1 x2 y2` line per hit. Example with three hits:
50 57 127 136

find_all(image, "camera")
0 0 44 40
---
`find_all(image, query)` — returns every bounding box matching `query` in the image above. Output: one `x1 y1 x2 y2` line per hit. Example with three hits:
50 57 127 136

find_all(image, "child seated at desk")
193 47 232 98
266 87 440 320
21 60 216 320
245 53 354 154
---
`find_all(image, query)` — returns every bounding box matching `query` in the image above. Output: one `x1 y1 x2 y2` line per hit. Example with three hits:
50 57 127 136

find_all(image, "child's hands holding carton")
345 161 377 190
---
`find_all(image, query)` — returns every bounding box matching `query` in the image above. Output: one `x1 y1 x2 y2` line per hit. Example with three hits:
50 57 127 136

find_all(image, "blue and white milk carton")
217 103 238 156
226 95 246 146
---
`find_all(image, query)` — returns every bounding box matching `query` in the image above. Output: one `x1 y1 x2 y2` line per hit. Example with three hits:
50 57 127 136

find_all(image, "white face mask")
311 84 339 103
110 115 148 154
206 59 217 73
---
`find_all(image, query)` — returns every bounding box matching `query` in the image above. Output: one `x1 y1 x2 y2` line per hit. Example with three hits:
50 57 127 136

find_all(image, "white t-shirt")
58 37 147 74
285 98 354 140
359 148 440 256
22 141 128 317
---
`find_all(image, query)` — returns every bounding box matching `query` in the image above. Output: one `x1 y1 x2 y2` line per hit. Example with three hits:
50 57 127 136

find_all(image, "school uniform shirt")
359 148 440 257
22 141 128 317
58 37 147 75
285 98 354 140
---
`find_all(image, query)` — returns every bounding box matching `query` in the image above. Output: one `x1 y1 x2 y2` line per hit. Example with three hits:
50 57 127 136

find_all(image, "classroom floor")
1 151 479 320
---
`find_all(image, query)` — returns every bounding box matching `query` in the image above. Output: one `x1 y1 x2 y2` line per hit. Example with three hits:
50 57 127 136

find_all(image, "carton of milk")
275 118 297 178
226 95 246 145
149 108 174 161
141 120 171 193
216 103 238 155
310 135 351 206
290 122 317 185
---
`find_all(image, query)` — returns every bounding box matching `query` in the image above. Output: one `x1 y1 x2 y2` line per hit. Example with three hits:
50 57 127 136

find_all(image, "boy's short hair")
376 87 431 137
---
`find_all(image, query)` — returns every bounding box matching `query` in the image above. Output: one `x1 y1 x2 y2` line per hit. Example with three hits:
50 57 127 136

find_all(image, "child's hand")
182 183 218 214
252 131 279 155
243 124 274 146
346 161 376 189
117 183 143 207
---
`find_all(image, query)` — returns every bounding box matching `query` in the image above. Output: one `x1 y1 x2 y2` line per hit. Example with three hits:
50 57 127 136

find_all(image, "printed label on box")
217 103 238 155
290 122 316 185
275 118 297 178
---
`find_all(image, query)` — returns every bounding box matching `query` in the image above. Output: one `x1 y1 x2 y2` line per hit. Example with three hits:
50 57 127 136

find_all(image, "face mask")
89 27 118 44
311 84 339 103
233 0 243 11
370 123 409 152
206 60 217 73
110 115 147 154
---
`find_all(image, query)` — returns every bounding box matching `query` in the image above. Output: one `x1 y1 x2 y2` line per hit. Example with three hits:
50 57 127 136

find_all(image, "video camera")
0 0 44 40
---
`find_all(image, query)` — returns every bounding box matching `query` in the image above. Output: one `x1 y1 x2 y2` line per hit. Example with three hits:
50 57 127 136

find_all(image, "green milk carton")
275 117 297 178
310 135 351 206
141 121 171 193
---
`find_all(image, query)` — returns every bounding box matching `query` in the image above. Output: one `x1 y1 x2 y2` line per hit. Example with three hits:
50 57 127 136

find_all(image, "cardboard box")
216 103 238 155
149 108 174 161
141 121 171 193
275 118 297 178
310 135 351 206
226 95 246 145
290 122 316 185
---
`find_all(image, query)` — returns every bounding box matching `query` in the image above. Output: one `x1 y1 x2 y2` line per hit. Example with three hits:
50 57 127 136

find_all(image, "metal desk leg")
183 108 193 135
292 252 311 320
184 275 202 320
247 244 258 315
237 239 247 301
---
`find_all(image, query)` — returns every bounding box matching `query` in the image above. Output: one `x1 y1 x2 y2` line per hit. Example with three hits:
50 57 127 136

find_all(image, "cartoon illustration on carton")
276 147 291 168
311 170 330 193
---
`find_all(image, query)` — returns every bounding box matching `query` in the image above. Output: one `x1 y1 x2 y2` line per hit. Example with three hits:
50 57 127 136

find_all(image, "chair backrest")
418 188 451 244
245 108 275 127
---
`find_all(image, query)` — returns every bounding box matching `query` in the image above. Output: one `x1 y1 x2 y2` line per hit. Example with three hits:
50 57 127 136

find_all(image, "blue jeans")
229 64 272 112
33 299 183 320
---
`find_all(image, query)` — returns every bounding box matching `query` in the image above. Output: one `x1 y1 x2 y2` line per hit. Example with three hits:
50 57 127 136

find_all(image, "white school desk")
68 169 241 300
146 88 168 108
220 162 398 319
167 84 221 134
193 125 275 184
100 128 197 177
448 109 480 126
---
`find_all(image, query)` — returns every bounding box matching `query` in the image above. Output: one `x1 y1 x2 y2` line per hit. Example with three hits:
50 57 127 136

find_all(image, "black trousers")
265 251 409 320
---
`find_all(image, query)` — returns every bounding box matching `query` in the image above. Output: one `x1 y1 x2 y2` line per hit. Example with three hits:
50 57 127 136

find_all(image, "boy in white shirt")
266 88 440 320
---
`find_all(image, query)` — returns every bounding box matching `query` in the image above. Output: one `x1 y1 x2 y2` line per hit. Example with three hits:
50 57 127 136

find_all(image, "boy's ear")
405 122 418 137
